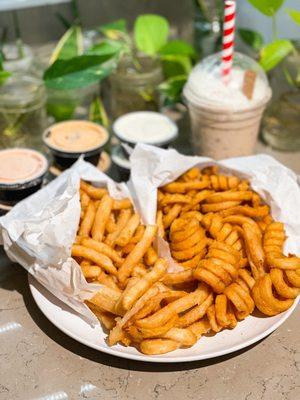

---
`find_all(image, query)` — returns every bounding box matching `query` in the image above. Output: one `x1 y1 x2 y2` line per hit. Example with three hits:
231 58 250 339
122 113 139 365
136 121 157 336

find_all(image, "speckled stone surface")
0 146 299 400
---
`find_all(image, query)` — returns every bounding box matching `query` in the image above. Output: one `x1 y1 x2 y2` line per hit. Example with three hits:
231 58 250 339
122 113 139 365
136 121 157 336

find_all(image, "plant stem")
55 12 72 29
272 15 278 40
71 0 81 26
123 33 142 71
131 50 142 71
12 11 24 59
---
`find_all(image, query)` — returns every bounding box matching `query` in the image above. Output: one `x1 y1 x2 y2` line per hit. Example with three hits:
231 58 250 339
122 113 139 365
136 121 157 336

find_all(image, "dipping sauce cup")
113 111 178 152
0 148 48 207
43 120 109 170
111 145 131 182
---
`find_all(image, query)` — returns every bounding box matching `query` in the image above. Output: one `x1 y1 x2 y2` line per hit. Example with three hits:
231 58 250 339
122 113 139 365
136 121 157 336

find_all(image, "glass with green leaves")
0 52 46 149
43 24 117 122
239 0 300 151
0 73 46 149
91 15 196 117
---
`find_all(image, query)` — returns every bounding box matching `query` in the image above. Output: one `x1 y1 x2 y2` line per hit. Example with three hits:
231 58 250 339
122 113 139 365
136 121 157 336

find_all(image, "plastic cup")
183 52 272 159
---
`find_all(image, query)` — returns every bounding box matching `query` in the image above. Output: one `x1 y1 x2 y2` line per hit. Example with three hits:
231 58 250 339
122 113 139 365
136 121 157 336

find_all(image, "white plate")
29 274 299 363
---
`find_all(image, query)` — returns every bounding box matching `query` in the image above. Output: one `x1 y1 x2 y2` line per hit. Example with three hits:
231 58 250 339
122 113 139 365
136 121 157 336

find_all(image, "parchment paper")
0 158 130 324
129 144 300 257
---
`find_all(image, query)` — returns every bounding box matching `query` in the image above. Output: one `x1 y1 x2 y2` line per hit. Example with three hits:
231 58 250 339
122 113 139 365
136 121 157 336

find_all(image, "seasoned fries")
78 201 95 237
73 169 300 355
91 194 113 242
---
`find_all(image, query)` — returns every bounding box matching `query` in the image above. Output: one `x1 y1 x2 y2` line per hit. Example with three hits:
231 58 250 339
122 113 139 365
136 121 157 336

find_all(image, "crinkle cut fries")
72 168 300 355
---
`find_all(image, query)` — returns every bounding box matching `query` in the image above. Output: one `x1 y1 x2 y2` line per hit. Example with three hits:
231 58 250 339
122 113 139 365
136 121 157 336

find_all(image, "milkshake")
183 52 272 159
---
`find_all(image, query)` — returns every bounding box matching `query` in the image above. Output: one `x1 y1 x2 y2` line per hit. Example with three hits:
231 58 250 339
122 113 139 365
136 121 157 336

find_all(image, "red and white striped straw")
222 0 236 83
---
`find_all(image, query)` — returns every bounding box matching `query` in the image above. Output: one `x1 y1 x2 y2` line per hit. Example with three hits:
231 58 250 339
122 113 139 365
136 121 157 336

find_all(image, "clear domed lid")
194 52 268 83
184 52 271 111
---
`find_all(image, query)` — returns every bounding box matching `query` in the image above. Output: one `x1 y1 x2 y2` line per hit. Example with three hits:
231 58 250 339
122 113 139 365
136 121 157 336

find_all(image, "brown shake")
184 52 272 159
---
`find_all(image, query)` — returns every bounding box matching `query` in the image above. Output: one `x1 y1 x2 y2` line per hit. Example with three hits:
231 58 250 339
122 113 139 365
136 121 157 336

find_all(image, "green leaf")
259 39 294 71
86 40 124 57
161 54 192 79
238 28 264 51
247 0 284 16
0 70 11 85
138 89 155 102
286 8 300 25
50 25 83 64
99 19 127 40
0 53 11 85
47 102 77 121
159 40 196 58
282 66 296 87
158 75 187 102
44 54 116 89
89 96 109 128
134 14 169 55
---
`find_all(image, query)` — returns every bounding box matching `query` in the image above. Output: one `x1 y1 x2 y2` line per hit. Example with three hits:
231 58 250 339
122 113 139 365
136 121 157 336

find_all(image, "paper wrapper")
129 144 300 272
0 159 130 325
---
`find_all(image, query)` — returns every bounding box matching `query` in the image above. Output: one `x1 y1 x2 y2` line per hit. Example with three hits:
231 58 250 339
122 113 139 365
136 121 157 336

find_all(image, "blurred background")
0 0 299 183
0 0 299 44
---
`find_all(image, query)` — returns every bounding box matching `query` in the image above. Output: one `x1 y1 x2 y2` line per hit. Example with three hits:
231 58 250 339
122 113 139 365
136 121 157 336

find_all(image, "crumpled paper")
129 144 300 258
0 158 130 324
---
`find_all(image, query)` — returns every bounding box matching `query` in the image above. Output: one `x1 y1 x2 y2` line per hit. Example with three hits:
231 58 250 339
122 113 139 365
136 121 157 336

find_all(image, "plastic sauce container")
113 111 178 150
43 120 109 170
0 148 48 207
111 145 131 181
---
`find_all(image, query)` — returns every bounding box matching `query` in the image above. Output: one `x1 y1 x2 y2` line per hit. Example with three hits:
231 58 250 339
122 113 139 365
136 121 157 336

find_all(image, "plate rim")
28 274 299 363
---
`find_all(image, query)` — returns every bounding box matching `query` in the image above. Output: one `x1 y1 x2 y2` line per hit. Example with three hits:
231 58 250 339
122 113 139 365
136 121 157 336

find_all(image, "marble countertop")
0 142 299 400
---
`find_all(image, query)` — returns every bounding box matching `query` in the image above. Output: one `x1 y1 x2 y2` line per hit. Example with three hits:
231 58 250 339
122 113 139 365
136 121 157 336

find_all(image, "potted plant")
42 23 117 122
0 54 47 149
238 0 300 151
0 15 47 150
88 14 196 117
55 0 103 53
